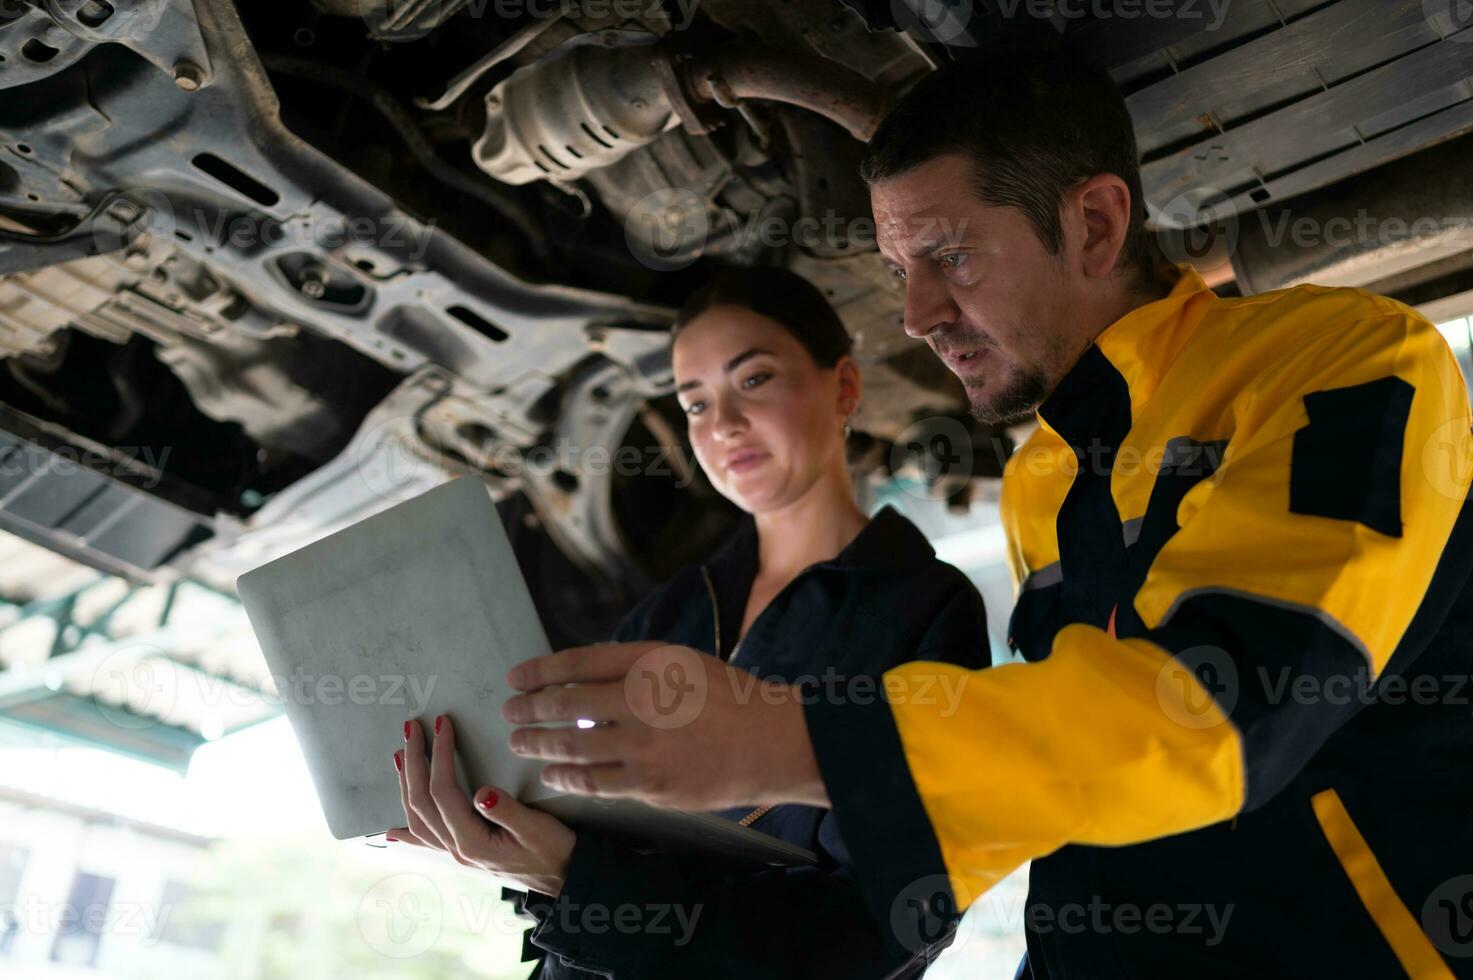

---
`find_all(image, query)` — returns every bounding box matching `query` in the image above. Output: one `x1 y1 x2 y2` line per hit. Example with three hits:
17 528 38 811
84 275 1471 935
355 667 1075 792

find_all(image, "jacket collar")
1093 263 1217 406
1037 263 1217 443
697 505 935 660
833 505 938 570
704 504 937 581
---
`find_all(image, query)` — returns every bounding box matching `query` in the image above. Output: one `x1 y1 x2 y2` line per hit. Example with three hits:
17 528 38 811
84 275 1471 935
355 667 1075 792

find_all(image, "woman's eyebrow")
675 347 775 393
724 347 774 372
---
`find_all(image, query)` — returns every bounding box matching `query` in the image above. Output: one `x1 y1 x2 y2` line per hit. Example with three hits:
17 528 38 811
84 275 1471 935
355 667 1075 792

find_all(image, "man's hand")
502 641 830 811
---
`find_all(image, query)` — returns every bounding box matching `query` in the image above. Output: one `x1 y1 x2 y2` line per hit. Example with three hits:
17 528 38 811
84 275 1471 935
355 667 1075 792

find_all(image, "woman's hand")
389 715 575 897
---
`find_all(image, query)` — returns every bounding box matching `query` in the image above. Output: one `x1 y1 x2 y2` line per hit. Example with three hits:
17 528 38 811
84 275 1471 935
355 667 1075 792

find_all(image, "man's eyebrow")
903 236 950 260
898 219 972 260
675 348 774 394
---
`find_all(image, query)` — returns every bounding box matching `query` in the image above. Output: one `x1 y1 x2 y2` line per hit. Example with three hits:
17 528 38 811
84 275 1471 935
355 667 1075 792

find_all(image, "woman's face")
673 305 857 515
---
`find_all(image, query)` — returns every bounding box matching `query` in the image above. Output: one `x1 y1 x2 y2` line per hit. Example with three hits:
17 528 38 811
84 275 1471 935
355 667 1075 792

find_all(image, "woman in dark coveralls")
388 266 991 979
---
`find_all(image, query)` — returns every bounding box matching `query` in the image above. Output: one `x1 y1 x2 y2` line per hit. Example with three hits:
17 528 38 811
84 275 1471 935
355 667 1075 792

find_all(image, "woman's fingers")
427 715 494 859
502 680 630 726
471 784 576 895
403 720 455 851
388 719 576 894
396 741 442 850
393 750 443 851
386 825 433 848
469 785 541 840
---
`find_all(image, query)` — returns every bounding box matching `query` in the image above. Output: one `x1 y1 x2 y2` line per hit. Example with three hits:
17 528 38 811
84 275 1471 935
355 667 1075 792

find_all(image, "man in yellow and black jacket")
845 262 1473 978
499 50 1473 979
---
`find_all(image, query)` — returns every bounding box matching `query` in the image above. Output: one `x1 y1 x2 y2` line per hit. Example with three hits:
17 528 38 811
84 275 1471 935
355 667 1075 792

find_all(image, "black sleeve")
503 581 675 976
801 578 990 959
910 574 991 669
527 576 992 978
527 826 924 979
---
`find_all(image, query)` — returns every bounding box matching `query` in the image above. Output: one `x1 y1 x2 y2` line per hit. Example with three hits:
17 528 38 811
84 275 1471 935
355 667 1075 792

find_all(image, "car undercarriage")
1 0 1470 644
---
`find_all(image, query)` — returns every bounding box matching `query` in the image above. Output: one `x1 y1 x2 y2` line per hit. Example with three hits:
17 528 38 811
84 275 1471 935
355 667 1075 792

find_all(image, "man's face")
873 154 1084 425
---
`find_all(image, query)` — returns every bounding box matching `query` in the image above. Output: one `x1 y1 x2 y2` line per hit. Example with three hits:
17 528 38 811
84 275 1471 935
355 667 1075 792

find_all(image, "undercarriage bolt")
299 264 330 299
173 61 208 92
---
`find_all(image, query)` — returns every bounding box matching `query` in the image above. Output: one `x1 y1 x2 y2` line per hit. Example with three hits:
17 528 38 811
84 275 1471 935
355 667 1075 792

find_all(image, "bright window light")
1436 316 1471 352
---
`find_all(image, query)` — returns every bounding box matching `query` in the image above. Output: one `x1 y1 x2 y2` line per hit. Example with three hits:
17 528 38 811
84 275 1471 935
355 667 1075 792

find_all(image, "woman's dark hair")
671 266 853 368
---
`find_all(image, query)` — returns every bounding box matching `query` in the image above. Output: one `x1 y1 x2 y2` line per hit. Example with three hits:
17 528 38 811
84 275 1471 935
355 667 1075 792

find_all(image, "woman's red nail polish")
434 715 443 735
403 721 411 740
385 833 398 842
480 792 499 809
393 751 403 773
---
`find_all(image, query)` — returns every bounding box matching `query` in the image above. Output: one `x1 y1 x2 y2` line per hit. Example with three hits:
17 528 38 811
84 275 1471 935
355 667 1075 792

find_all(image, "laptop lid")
237 477 813 868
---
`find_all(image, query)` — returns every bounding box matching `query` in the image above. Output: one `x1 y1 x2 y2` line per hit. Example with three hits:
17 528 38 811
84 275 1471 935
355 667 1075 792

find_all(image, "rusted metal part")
650 49 724 137
683 45 888 143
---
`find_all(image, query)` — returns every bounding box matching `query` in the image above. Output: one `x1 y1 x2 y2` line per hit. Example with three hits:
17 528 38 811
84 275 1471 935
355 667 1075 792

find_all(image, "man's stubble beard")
964 362 1048 426
964 323 1078 426
931 316 1063 426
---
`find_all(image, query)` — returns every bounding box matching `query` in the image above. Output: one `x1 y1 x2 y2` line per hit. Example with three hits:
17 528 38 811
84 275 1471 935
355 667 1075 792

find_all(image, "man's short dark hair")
860 48 1155 284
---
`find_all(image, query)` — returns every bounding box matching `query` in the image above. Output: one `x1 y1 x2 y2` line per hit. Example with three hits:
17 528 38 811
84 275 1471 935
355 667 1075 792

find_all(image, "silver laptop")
236 476 814 869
